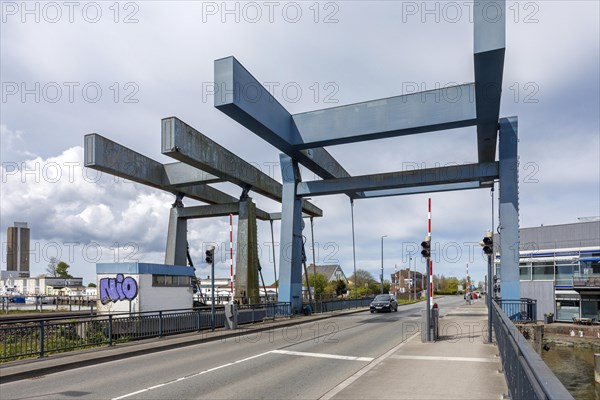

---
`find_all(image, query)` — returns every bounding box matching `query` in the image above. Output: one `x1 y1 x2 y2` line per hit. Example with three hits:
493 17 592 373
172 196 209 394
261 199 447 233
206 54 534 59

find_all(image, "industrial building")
497 219 600 322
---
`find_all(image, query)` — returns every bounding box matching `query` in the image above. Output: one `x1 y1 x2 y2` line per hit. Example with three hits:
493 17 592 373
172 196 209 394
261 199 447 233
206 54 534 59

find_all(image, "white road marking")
318 331 421 400
111 349 374 400
270 349 373 362
390 355 498 363
111 352 271 400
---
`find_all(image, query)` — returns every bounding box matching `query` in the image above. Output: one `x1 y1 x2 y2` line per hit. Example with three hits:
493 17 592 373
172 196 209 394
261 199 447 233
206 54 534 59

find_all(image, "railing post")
159 311 163 337
39 320 45 358
108 315 113 346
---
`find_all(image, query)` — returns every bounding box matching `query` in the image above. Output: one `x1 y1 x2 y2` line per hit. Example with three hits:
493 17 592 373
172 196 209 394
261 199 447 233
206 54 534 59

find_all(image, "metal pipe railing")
492 299 573 400
0 302 291 361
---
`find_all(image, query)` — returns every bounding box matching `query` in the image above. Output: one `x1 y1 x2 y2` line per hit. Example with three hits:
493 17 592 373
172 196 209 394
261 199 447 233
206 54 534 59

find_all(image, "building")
302 264 348 284
301 264 348 299
4 222 30 278
0 275 84 296
496 219 600 322
391 268 424 298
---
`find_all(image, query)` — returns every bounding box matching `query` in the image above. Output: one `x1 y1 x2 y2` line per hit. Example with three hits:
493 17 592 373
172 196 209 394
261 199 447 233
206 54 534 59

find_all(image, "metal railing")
0 302 291 361
495 298 537 322
310 297 374 313
492 300 573 400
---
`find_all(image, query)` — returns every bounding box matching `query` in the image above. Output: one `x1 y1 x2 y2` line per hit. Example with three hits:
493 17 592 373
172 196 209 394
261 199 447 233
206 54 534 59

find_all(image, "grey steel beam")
84 133 237 205
161 117 323 217
213 56 356 183
296 162 499 197
358 181 493 199
498 116 519 301
474 0 505 163
178 202 271 221
291 84 477 148
278 154 304 313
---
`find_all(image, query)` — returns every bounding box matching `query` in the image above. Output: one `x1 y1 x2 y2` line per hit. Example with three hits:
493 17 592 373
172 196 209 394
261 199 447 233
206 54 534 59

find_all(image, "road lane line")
319 331 420 400
270 349 373 362
390 355 498 363
111 352 271 400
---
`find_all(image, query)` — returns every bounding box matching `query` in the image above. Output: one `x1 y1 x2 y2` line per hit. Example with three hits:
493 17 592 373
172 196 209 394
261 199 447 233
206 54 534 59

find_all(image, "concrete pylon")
235 198 259 304
165 206 187 266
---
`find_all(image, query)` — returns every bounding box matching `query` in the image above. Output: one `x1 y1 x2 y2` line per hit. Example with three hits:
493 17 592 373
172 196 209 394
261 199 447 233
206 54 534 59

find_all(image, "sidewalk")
324 299 508 399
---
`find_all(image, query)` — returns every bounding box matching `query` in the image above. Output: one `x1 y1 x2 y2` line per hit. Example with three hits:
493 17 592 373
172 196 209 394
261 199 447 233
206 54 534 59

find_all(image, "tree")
87 283 97 288
349 269 375 289
46 257 58 277
307 273 329 298
56 261 73 279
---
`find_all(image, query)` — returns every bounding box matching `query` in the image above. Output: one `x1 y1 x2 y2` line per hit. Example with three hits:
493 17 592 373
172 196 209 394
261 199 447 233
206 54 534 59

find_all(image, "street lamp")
409 257 412 300
381 235 387 294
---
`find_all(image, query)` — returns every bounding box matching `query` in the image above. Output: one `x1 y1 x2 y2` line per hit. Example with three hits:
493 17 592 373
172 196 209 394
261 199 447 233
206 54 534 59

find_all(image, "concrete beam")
177 202 271 221
163 162 222 186
296 162 499 197
161 117 322 217
84 133 237 205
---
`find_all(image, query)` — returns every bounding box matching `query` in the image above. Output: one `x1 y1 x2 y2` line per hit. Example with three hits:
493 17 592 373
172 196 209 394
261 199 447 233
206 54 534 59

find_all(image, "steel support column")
498 116 520 300
278 154 304 313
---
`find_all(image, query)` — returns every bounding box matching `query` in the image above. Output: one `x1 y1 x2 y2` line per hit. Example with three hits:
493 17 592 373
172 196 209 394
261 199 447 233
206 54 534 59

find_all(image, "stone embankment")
543 323 600 349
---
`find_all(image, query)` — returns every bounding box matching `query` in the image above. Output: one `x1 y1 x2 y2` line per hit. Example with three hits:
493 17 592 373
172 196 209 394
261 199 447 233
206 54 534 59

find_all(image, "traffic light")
205 245 215 264
421 236 431 258
480 231 493 255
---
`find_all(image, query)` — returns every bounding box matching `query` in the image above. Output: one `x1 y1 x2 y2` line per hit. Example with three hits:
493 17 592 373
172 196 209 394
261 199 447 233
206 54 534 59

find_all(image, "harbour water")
541 344 599 400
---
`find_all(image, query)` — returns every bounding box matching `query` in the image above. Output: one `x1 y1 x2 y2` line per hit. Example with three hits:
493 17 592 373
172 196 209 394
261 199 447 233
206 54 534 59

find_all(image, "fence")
495 298 537 322
310 297 373 313
492 300 573 400
0 302 291 361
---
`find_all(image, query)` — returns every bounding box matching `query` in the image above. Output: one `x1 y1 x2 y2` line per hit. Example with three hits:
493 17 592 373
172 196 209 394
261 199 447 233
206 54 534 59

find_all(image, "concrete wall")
138 276 192 312
521 280 554 319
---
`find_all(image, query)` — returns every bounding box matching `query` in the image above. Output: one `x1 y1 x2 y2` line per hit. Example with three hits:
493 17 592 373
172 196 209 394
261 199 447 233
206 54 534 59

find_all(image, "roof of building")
495 221 600 251
303 264 347 282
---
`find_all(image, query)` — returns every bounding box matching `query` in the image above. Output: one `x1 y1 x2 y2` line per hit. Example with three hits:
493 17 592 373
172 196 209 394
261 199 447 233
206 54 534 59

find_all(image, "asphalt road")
1 296 465 400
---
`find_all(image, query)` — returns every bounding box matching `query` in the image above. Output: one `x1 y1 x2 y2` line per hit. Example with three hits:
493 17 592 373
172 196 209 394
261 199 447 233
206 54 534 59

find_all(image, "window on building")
532 262 554 280
519 263 531 281
556 300 579 321
555 261 577 286
152 275 191 287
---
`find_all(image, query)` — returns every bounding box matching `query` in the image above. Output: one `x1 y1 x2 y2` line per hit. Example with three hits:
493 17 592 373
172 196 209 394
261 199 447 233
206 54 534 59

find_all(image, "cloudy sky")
1 1 599 287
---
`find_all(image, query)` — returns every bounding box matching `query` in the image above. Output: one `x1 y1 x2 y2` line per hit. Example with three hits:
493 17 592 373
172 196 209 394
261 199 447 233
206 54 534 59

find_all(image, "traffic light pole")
206 245 215 331
426 258 431 341
487 253 492 343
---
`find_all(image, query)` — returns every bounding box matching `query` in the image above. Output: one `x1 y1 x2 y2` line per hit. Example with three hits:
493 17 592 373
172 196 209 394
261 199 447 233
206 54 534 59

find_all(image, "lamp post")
412 256 416 301
409 257 412 300
381 235 387 294
394 264 398 297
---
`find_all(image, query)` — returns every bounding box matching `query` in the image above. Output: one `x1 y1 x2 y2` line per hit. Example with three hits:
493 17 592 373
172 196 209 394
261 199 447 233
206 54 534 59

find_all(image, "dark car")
370 294 398 313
